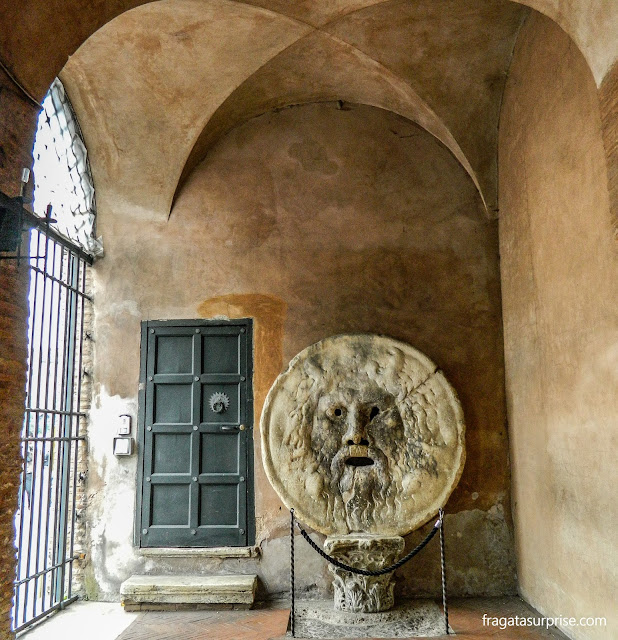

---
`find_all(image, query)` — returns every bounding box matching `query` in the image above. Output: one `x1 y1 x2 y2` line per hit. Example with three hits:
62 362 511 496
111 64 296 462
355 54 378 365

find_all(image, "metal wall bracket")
0 188 60 263
0 190 28 253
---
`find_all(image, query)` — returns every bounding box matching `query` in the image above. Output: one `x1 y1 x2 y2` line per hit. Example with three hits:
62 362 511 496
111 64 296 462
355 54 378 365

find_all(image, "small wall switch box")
113 437 133 456
118 414 132 435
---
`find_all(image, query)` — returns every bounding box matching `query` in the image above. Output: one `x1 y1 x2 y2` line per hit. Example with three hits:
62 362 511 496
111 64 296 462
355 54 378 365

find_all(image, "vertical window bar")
49 403 64 614
31 267 48 619
14 440 27 624
15 232 41 625
47 240 61 613
52 245 72 606
40 412 53 614
49 243 67 606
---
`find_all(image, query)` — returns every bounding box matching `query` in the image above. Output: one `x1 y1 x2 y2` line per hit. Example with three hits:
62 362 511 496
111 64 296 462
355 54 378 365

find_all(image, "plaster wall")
84 102 515 600
499 13 617 640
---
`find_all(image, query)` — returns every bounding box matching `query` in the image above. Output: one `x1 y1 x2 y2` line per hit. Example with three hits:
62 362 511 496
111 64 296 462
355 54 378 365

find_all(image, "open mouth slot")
345 456 374 467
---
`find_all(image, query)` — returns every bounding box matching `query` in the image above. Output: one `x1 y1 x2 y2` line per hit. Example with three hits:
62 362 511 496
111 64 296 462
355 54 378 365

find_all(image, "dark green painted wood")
137 319 253 548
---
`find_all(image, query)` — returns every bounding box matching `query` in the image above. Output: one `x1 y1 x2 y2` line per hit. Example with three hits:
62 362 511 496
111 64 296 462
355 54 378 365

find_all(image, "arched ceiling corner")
509 0 618 86
170 102 488 217
170 28 489 217
57 0 315 220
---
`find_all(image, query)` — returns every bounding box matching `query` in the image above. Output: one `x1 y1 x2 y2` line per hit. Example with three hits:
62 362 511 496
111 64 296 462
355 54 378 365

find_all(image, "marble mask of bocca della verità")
261 335 466 536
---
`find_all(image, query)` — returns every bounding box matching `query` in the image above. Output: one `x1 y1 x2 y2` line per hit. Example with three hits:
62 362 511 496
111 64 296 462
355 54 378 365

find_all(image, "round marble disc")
260 334 466 536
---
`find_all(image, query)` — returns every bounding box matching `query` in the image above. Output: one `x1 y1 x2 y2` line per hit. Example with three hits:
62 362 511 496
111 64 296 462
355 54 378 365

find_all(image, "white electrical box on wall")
118 414 132 435
113 437 133 456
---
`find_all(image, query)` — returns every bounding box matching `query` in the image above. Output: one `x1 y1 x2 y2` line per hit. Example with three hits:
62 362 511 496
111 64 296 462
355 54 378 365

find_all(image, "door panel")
201 433 239 473
156 335 193 373
202 334 240 373
138 320 253 548
200 485 239 525
154 384 192 423
153 433 191 473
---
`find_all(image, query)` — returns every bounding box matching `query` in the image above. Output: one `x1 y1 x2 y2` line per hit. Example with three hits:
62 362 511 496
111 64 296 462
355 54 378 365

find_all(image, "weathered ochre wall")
499 12 617 640
83 102 515 599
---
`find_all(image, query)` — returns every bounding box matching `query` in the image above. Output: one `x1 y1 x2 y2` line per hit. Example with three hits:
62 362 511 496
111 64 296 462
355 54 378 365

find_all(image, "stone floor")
19 597 570 640
18 602 139 640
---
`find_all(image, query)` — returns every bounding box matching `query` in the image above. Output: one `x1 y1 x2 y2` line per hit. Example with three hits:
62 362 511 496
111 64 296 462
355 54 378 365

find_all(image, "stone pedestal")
324 534 405 613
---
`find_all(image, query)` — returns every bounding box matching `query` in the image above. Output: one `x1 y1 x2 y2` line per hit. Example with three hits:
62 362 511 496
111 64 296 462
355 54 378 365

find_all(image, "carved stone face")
312 384 404 464
312 383 406 531
261 335 466 536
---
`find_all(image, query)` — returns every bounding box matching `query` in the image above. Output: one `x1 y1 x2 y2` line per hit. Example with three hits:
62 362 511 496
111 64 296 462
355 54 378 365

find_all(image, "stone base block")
282 599 449 639
120 574 257 610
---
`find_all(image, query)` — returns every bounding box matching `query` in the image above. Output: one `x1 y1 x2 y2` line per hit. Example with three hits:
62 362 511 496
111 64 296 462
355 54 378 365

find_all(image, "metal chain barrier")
295 513 442 577
289 508 449 637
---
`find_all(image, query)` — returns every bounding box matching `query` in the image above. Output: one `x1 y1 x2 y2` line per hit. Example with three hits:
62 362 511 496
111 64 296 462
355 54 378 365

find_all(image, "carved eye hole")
369 406 380 420
330 406 345 419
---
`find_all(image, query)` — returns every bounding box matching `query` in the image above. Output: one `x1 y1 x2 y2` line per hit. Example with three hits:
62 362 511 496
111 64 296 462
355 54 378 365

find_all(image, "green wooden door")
137 320 253 547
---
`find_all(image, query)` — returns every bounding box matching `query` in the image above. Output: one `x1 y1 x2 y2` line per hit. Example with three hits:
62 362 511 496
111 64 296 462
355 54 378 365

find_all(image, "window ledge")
139 546 260 559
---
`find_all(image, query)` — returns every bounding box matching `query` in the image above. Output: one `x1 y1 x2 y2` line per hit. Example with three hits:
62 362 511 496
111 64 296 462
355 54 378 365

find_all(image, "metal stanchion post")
439 508 449 635
290 508 295 637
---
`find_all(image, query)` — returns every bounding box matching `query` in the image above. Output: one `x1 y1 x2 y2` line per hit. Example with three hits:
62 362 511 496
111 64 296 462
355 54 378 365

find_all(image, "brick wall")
0 259 29 639
0 68 38 640
71 268 94 596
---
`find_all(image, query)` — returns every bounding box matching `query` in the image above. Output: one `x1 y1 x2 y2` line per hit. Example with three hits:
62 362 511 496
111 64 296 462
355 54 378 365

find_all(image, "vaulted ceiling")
1 0 616 219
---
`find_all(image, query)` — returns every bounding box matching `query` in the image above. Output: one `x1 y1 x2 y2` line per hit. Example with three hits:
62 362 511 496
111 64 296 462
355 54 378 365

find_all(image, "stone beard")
261 335 466 537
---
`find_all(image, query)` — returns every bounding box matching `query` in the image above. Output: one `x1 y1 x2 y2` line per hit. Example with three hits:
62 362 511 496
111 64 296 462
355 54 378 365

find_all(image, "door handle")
220 426 238 431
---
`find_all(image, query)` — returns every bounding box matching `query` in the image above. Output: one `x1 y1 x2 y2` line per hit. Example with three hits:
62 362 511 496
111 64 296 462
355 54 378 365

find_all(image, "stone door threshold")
139 546 260 558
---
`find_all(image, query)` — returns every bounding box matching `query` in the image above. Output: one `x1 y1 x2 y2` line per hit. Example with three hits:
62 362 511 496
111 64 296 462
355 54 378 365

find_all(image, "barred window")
32 78 96 252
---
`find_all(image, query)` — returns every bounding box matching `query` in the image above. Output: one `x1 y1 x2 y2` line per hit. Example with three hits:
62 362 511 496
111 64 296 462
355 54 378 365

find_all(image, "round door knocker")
209 392 230 414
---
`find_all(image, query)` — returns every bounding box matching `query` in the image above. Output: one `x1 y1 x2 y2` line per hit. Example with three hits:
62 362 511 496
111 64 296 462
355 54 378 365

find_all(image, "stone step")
120 574 258 610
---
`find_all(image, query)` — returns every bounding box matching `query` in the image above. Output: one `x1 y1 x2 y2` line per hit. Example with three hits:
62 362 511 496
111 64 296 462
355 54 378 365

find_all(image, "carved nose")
344 407 369 446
